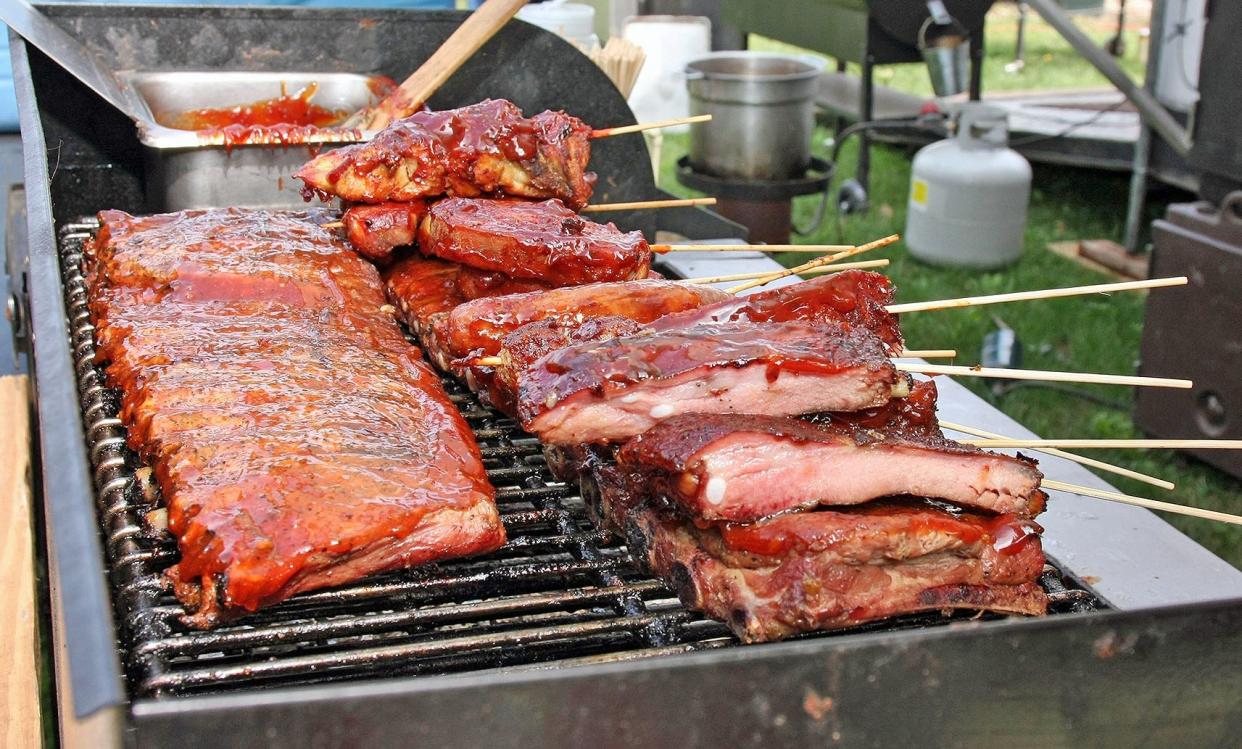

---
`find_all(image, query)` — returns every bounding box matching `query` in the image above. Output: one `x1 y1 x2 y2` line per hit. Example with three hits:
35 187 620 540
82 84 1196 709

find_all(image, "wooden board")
1047 240 1143 280
0 375 41 749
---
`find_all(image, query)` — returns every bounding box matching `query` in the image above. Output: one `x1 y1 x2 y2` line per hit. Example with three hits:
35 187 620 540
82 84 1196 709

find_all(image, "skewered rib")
382 254 551 369
419 198 651 286
652 269 903 352
487 316 647 417
805 377 942 439
622 502 1048 643
88 208 505 627
516 321 900 444
296 100 596 208
444 279 731 358
341 201 428 262
616 413 1047 521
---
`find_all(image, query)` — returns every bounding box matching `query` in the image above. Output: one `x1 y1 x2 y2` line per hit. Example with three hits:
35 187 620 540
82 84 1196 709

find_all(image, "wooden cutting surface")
0 374 42 749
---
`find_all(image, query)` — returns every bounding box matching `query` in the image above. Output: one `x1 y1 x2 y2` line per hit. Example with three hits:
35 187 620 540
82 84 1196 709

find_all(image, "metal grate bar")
55 219 1106 701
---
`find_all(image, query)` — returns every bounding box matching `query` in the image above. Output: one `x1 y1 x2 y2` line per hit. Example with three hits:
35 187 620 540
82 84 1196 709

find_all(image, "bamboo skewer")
345 0 530 129
899 349 957 359
897 363 1192 389
581 197 716 213
681 259 890 284
320 197 718 230
470 349 952 368
654 244 855 252
886 277 1188 315
939 420 1175 491
964 438 1242 450
726 234 902 294
1042 479 1242 526
590 114 712 139
586 37 647 98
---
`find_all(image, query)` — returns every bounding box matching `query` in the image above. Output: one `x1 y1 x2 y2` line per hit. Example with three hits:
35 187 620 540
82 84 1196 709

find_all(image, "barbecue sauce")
164 83 365 149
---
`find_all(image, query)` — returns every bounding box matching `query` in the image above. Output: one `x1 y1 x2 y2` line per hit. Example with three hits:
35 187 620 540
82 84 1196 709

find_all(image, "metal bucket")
918 17 972 97
685 52 825 181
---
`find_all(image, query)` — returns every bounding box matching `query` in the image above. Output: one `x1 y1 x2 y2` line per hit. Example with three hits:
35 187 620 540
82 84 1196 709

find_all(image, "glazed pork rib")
341 201 428 263
296 99 596 208
420 198 652 286
616 413 1047 521
444 279 731 358
623 502 1048 643
88 208 505 627
516 321 901 444
652 269 904 353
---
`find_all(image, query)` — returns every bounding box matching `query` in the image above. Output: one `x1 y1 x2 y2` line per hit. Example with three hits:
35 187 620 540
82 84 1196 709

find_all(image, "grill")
14 6 1242 747
57 217 1102 700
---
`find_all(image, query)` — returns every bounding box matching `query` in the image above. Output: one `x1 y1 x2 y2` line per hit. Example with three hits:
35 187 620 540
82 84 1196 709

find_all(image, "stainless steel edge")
124 70 384 148
129 599 1242 748
656 250 1242 608
10 32 127 720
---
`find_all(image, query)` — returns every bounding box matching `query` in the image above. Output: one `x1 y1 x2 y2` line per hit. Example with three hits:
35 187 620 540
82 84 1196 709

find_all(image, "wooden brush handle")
351 0 529 130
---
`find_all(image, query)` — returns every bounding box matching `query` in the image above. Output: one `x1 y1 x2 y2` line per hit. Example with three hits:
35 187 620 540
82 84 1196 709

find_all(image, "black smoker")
1136 0 1242 479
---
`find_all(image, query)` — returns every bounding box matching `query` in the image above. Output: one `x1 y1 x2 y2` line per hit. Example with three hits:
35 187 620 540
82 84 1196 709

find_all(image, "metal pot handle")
1222 191 1242 226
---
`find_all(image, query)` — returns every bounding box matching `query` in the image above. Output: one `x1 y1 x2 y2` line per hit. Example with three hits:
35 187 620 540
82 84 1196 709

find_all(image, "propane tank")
905 103 1032 269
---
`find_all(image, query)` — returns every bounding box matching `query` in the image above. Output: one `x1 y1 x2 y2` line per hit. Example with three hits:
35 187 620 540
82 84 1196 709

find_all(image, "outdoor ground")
657 5 1242 567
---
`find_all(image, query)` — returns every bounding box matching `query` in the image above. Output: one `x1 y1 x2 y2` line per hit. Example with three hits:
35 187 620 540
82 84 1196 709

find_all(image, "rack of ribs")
86 208 505 627
622 501 1048 643
296 99 596 208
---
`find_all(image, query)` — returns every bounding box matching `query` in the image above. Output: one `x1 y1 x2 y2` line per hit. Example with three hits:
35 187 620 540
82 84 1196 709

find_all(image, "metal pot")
685 52 825 181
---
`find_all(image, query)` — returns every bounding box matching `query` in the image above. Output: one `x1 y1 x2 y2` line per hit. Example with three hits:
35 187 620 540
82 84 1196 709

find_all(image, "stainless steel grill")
56 218 1103 701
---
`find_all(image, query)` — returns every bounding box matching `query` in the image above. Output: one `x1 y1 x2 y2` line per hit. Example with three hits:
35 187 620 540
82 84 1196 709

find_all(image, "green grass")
750 4 1149 96
657 127 1242 568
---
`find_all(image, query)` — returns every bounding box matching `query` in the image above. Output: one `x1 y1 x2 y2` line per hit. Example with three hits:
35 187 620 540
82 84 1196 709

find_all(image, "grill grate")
56 219 1105 700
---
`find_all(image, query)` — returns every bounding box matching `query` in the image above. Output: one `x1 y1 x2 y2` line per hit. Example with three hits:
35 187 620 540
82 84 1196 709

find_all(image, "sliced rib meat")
652 269 903 353
296 100 596 208
805 377 942 440
516 321 900 444
617 413 1046 521
419 198 651 286
624 503 1047 643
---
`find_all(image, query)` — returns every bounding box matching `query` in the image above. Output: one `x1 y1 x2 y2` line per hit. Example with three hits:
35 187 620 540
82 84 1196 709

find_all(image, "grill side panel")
128 598 1242 749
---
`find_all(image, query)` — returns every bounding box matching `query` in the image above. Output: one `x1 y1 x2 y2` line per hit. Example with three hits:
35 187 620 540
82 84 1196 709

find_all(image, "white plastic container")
517 1 599 48
623 15 711 132
906 104 1032 269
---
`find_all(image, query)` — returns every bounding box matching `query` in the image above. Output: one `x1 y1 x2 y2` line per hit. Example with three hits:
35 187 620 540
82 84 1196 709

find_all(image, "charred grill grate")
57 218 1105 701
